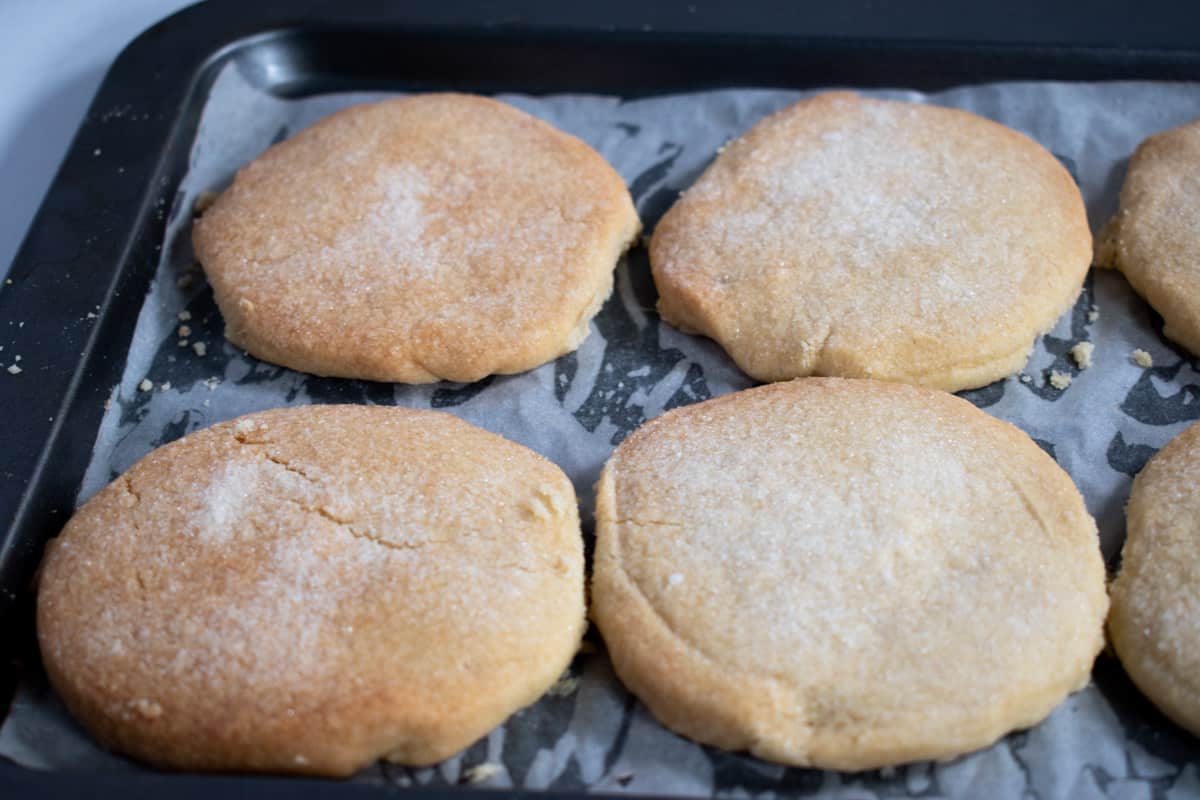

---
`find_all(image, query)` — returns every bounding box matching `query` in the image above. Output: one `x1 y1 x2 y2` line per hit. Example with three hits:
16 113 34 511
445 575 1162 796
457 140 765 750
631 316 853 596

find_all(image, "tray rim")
5 0 1200 794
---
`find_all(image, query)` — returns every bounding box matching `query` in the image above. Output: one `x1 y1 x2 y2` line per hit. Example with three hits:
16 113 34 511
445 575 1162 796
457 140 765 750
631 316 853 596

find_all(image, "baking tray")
5 0 1200 796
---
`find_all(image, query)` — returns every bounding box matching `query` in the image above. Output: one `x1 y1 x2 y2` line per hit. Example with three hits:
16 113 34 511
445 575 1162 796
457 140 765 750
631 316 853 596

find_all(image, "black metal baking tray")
4 0 1200 795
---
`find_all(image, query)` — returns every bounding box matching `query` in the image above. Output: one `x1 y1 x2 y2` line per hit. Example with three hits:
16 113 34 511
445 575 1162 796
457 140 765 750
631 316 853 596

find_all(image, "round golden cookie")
649 92 1091 391
193 94 640 383
591 379 1107 770
37 405 585 776
1108 422 1200 737
1096 118 1200 356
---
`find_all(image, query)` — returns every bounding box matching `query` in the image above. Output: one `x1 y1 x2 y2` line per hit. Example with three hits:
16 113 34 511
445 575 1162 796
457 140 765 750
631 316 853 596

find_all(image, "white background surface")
0 0 198 279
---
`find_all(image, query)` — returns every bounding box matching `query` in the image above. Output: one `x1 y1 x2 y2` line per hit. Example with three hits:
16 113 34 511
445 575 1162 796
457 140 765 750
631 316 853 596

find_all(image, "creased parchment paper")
4 64 1200 797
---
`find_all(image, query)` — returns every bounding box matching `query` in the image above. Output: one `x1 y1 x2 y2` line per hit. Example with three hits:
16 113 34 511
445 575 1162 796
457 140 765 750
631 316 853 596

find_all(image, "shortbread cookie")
37 405 585 775
1109 421 1200 736
193 94 640 382
1096 118 1200 356
650 92 1091 391
592 379 1107 769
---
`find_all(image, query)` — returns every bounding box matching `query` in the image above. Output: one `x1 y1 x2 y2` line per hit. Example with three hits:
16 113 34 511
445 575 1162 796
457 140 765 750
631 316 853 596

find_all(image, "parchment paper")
4 63 1200 798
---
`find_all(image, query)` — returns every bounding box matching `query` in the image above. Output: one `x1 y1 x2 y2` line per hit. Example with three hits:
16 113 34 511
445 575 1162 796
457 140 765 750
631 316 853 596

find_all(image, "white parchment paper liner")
5 65 1200 797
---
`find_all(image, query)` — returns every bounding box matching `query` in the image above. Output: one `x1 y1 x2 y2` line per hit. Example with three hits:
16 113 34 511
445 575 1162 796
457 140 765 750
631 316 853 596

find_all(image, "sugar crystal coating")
593 378 1107 770
650 93 1091 391
194 94 639 383
37 405 585 775
1109 421 1200 737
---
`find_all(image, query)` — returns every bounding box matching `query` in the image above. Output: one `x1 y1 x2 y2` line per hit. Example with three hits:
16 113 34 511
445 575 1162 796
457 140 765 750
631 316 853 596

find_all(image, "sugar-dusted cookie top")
1097 117 1200 357
592 378 1107 769
194 94 639 383
650 92 1091 391
1109 421 1200 737
37 405 585 775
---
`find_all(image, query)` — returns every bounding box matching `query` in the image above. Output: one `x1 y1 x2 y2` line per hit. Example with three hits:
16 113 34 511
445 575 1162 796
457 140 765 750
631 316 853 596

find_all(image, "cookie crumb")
193 191 219 216
138 378 153 392
159 382 171 392
1018 373 1032 384
178 324 191 337
1132 348 1153 368
1087 305 1100 322
86 312 97 319
178 339 188 347
1048 370 1072 390
547 673 581 697
204 376 221 391
7 364 21 375
178 310 192 321
131 698 162 719
193 342 207 357
233 419 257 436
462 763 503 784
1093 219 1120 267
1070 341 1094 369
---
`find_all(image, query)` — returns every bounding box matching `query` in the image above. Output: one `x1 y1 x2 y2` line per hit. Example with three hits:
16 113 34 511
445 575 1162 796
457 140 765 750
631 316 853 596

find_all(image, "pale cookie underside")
37 405 585 775
1109 421 1200 737
193 94 640 383
592 378 1107 769
1098 118 1200 356
650 92 1092 391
